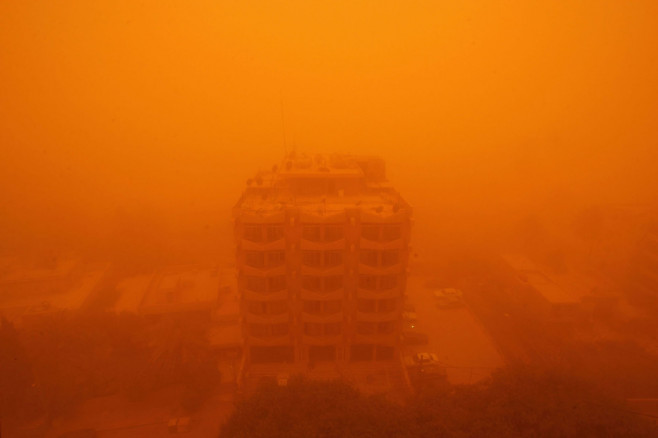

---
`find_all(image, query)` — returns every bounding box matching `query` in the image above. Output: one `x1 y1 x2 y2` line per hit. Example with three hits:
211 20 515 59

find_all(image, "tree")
0 318 36 422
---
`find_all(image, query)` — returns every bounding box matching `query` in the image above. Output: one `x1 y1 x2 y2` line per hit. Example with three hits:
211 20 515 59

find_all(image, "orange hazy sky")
1 1 657 257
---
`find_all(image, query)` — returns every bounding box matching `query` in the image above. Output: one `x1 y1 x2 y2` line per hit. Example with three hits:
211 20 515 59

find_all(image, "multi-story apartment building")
233 153 411 367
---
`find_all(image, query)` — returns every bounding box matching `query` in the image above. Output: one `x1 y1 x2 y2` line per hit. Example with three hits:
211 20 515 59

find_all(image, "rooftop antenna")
280 89 287 158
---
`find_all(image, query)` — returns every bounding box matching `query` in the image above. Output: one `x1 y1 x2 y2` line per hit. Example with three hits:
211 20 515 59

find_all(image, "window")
302 276 322 291
324 251 343 267
302 251 322 268
302 251 343 269
359 275 378 290
357 299 376 313
303 225 344 242
378 298 397 312
304 323 323 336
324 275 343 292
359 274 398 291
382 225 402 241
246 276 267 293
302 276 343 293
361 224 402 242
248 301 266 315
324 226 343 242
303 225 322 242
380 274 398 290
325 323 341 335
269 276 286 292
360 250 378 267
265 225 284 242
267 251 285 268
361 225 379 241
304 322 341 336
245 251 265 268
381 250 399 267
302 300 341 315
378 321 395 334
271 323 289 336
303 300 322 315
324 300 342 314
356 322 376 335
243 225 262 242
269 300 288 315
245 250 285 269
249 323 268 337
243 225 284 243
244 275 286 293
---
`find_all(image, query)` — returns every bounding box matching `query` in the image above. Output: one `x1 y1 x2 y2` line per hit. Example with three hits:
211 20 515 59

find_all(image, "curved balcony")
243 311 291 325
240 264 287 277
357 263 404 275
300 211 347 224
300 238 346 251
301 333 343 346
300 264 345 276
358 238 405 250
355 287 402 300
355 310 400 322
242 288 289 302
239 211 286 224
299 311 344 324
350 333 398 345
241 238 286 251
246 334 294 346
299 287 345 300
360 210 408 224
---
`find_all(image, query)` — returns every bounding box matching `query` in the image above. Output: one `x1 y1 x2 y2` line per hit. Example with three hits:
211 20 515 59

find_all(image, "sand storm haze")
1 1 658 437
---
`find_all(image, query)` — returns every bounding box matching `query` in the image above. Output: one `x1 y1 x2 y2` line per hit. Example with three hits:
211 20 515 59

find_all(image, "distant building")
498 254 585 322
233 153 411 367
0 258 109 324
112 265 232 320
629 218 658 308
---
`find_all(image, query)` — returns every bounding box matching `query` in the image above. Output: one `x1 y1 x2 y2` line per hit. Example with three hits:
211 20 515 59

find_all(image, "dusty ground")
45 385 234 438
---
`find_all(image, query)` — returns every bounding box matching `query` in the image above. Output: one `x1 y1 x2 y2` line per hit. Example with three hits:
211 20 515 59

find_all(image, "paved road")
404 275 504 385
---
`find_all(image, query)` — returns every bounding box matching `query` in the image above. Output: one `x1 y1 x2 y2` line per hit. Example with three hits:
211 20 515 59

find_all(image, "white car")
413 352 440 365
432 288 464 307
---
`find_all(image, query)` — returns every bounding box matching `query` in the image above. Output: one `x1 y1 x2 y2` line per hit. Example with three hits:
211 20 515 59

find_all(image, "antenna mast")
280 90 287 158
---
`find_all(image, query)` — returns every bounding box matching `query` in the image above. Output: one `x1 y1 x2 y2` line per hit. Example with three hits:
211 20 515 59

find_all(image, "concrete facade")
233 153 411 367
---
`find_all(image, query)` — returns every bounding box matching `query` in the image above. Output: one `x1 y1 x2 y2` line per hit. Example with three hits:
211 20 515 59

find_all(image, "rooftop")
235 153 410 217
501 254 580 304
113 265 226 316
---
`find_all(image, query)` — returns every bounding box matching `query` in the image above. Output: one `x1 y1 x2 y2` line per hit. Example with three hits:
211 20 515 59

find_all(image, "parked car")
404 352 446 378
433 288 464 307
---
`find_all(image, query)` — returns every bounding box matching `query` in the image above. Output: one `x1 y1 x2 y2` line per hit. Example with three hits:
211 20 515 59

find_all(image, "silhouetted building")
234 153 411 367
630 218 658 307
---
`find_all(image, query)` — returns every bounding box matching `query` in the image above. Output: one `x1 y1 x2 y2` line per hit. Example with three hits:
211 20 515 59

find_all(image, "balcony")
299 311 343 324
301 333 343 346
299 287 344 301
350 332 398 345
241 263 287 277
300 238 346 251
247 334 294 347
355 287 401 300
241 238 286 251
242 288 289 301
358 238 405 250
244 311 291 325
355 310 399 322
